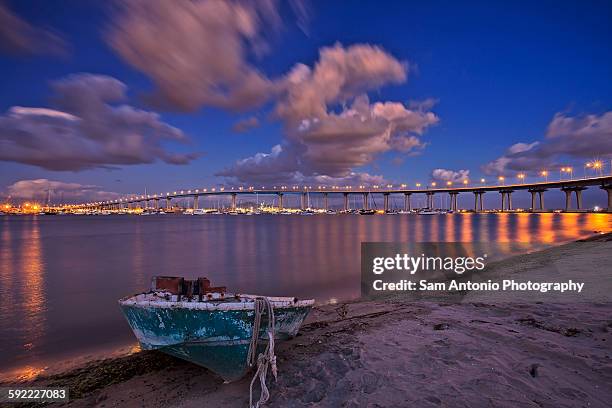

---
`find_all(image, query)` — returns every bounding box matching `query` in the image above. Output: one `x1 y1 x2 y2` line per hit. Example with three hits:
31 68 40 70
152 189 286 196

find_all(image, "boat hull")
119 299 312 381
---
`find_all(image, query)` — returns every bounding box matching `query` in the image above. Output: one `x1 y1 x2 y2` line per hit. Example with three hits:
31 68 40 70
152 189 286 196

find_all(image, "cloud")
431 168 470 183
219 44 438 184
288 0 311 35
276 43 407 122
3 179 120 203
106 2 437 184
0 73 199 171
232 116 260 133
107 0 285 111
481 142 540 175
482 111 612 175
216 142 389 186
0 1 67 56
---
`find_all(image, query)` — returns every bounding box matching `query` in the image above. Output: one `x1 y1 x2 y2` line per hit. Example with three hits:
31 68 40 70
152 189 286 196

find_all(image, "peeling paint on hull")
119 297 312 381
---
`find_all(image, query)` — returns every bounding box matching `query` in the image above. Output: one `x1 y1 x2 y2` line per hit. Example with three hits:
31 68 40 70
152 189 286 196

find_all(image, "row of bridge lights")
92 179 477 206
89 161 609 206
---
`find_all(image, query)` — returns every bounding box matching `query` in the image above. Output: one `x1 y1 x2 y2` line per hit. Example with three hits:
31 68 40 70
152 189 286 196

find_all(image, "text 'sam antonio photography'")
0 1 611 407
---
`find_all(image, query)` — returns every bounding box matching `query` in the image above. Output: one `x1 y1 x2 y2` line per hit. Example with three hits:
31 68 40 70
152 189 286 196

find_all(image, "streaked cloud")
232 116 260 133
0 1 67 56
107 0 286 111
106 1 438 184
482 111 612 175
219 44 438 184
3 179 120 202
431 168 470 183
0 73 199 171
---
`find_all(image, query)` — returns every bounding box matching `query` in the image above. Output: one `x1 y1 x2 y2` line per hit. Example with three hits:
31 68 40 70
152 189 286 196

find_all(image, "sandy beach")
3 234 612 408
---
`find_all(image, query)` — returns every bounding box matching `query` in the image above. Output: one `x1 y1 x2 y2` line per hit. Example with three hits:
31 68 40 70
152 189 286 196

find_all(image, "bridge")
77 175 612 212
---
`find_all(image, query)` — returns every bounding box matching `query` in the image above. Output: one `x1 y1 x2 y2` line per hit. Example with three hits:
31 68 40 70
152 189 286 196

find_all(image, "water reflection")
20 218 46 355
0 219 14 320
0 213 610 379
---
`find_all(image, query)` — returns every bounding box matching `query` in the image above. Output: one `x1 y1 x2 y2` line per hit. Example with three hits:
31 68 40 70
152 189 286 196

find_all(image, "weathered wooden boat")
119 276 313 382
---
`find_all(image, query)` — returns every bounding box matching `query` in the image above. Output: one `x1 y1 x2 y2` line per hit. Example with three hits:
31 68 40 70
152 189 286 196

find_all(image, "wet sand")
3 234 612 407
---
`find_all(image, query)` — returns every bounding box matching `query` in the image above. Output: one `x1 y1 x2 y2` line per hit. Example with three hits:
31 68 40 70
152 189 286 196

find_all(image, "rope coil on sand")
248 297 277 408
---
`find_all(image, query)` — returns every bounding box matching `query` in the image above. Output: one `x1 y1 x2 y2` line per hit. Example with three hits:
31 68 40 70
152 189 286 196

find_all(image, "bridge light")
416 183 421 187
463 179 469 185
400 184 407 188
540 171 547 177
431 182 437 187
447 181 452 186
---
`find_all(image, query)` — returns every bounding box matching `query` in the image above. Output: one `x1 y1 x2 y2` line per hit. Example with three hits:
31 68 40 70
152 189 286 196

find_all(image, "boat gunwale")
119 293 314 311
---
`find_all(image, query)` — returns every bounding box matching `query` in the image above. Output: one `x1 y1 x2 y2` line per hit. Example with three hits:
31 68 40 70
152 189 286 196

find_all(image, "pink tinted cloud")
0 73 199 171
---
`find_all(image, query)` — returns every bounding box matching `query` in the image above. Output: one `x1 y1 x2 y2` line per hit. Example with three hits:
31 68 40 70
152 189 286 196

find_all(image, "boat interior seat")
151 276 226 297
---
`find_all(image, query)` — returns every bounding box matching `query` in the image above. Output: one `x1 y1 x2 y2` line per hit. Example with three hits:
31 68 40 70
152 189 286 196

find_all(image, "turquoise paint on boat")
119 292 313 381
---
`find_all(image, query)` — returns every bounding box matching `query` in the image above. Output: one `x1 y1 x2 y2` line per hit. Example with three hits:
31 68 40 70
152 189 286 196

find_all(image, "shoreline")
2 233 611 407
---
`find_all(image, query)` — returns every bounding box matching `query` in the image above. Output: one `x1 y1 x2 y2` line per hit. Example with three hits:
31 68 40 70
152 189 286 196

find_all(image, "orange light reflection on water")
21 218 46 357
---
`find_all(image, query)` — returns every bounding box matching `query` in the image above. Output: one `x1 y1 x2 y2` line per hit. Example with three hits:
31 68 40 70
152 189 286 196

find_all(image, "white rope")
248 297 277 408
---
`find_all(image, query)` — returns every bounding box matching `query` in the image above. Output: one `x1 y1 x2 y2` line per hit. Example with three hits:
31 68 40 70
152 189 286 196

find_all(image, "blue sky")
0 0 611 204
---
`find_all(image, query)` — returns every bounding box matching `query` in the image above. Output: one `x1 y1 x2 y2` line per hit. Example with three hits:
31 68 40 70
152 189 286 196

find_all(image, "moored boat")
119 276 313 382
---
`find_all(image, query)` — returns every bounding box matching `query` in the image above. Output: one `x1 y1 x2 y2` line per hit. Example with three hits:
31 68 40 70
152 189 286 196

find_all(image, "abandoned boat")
119 276 314 382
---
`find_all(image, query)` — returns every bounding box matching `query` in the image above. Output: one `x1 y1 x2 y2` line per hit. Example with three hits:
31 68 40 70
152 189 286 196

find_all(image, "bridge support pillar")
323 193 329 211
343 193 349 212
154 199 159 210
383 193 390 212
277 193 283 210
576 189 584 209
564 189 572 211
449 192 458 211
601 185 612 212
403 193 412 212
426 192 434 209
562 187 586 211
231 193 237 210
362 192 369 210
473 192 484 212
166 197 171 209
193 195 199 210
301 193 307 210
500 190 513 211
529 188 546 211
